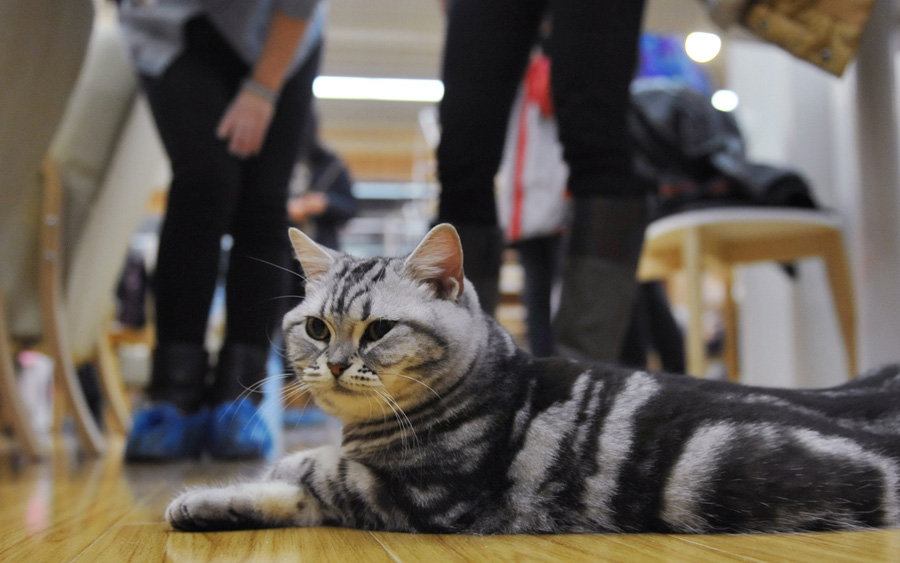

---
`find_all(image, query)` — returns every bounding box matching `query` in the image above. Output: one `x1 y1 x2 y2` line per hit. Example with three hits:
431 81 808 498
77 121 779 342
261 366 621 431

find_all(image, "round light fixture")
685 32 722 63
711 89 739 112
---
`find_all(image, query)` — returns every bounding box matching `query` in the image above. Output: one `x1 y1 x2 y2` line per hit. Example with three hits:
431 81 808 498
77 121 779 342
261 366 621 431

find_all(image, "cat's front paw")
166 482 307 531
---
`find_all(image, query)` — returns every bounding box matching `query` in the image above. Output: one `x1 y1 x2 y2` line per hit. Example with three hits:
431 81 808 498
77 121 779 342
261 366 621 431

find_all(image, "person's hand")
288 192 328 222
216 90 275 158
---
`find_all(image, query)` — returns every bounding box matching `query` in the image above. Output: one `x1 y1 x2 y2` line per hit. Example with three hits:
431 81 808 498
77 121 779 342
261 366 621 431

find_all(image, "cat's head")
282 224 487 422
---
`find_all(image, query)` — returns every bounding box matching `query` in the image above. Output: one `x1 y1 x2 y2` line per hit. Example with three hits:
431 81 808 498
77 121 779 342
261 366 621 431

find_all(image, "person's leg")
437 0 544 314
645 281 685 373
550 0 651 361
202 44 319 461
619 284 651 369
516 236 562 357
126 17 249 461
211 43 320 408
139 17 248 411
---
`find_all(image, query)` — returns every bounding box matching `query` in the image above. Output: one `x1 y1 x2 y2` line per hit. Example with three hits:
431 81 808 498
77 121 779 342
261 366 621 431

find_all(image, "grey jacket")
118 0 325 77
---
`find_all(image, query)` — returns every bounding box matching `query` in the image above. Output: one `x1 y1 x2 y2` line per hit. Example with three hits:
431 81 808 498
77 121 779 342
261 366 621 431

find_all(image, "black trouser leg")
548 0 649 360
436 0 545 316
515 236 562 357
141 17 317 404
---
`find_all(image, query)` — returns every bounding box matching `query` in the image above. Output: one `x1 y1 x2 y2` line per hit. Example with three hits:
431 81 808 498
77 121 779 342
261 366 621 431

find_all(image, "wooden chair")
637 207 856 381
0 0 95 459
1 7 168 459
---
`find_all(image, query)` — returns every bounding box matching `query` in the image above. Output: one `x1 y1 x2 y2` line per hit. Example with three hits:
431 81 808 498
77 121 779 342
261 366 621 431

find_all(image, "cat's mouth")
325 376 375 396
331 382 358 395
302 368 381 397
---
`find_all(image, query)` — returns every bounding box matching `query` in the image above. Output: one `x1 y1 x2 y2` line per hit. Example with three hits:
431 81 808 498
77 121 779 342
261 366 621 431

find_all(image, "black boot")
207 342 274 460
555 197 648 362
210 342 270 405
146 343 209 412
454 224 504 316
126 343 210 462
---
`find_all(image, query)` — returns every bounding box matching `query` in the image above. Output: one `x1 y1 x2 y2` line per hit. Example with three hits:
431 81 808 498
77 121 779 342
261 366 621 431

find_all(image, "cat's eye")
364 320 396 343
306 317 331 341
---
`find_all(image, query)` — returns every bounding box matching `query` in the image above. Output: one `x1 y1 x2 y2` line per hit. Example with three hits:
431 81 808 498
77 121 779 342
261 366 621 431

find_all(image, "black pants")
437 0 647 226
620 282 686 373
514 235 563 357
141 17 319 349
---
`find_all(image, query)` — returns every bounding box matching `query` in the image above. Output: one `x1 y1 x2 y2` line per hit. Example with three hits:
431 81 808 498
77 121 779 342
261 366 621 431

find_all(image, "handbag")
496 54 570 243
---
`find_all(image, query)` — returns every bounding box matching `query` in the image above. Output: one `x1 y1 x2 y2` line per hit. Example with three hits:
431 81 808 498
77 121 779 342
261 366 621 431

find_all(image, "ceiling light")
711 89 739 112
313 76 444 102
685 32 722 63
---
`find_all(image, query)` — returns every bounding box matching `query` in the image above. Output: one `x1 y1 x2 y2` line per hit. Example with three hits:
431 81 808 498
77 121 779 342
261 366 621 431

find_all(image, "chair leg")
41 158 105 455
722 268 740 382
820 231 858 379
0 293 46 460
95 327 132 435
684 227 707 377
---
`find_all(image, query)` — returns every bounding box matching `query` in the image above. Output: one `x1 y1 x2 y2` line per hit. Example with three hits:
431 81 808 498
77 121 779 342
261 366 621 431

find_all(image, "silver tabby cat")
167 224 900 534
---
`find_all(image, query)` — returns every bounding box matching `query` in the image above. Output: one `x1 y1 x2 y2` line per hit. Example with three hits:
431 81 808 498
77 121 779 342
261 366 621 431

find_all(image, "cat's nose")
328 363 349 377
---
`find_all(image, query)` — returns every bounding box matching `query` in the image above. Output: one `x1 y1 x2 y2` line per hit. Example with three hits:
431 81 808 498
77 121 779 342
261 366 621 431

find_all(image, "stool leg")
722 268 740 382
95 329 132 435
820 232 858 379
684 227 707 377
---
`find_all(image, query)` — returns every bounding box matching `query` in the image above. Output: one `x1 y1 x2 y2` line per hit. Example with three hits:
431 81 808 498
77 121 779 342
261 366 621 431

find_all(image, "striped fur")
167 225 900 534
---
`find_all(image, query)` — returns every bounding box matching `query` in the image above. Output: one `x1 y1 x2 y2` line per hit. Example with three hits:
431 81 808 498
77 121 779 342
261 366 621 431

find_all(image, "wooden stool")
637 207 856 380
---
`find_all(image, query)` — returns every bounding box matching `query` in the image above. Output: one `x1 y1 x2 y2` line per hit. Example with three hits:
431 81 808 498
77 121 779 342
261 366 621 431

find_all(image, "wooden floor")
2 437 900 562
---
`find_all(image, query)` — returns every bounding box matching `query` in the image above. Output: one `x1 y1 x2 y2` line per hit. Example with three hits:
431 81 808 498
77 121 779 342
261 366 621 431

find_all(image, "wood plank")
0 437 172 561
74 524 396 563
0 463 170 561
676 529 900 563
372 531 753 562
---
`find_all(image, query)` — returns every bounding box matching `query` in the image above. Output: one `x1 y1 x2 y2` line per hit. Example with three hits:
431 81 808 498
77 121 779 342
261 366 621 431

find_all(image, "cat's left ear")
404 223 465 301
289 227 335 284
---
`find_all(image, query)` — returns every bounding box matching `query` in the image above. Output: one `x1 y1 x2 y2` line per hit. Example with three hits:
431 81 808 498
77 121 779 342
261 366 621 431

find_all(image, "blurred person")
436 0 651 361
496 44 567 357
287 112 358 251
118 0 326 461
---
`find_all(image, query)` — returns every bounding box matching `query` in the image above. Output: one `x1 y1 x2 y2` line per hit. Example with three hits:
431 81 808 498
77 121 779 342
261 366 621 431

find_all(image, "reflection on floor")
2 435 900 562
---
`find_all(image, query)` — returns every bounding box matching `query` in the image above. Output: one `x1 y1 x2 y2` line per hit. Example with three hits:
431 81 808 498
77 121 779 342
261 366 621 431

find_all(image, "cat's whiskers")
233 372 294 404
374 387 419 451
388 372 442 401
248 255 308 281
301 366 332 387
229 372 304 437
281 380 313 406
366 392 389 428
373 389 410 451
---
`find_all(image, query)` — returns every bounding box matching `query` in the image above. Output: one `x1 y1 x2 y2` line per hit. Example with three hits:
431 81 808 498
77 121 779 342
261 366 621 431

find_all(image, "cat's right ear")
404 223 465 301
288 227 334 284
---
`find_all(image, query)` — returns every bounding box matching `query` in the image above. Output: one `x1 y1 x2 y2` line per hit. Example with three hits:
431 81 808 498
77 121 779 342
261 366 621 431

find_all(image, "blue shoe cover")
125 403 209 462
207 399 273 460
